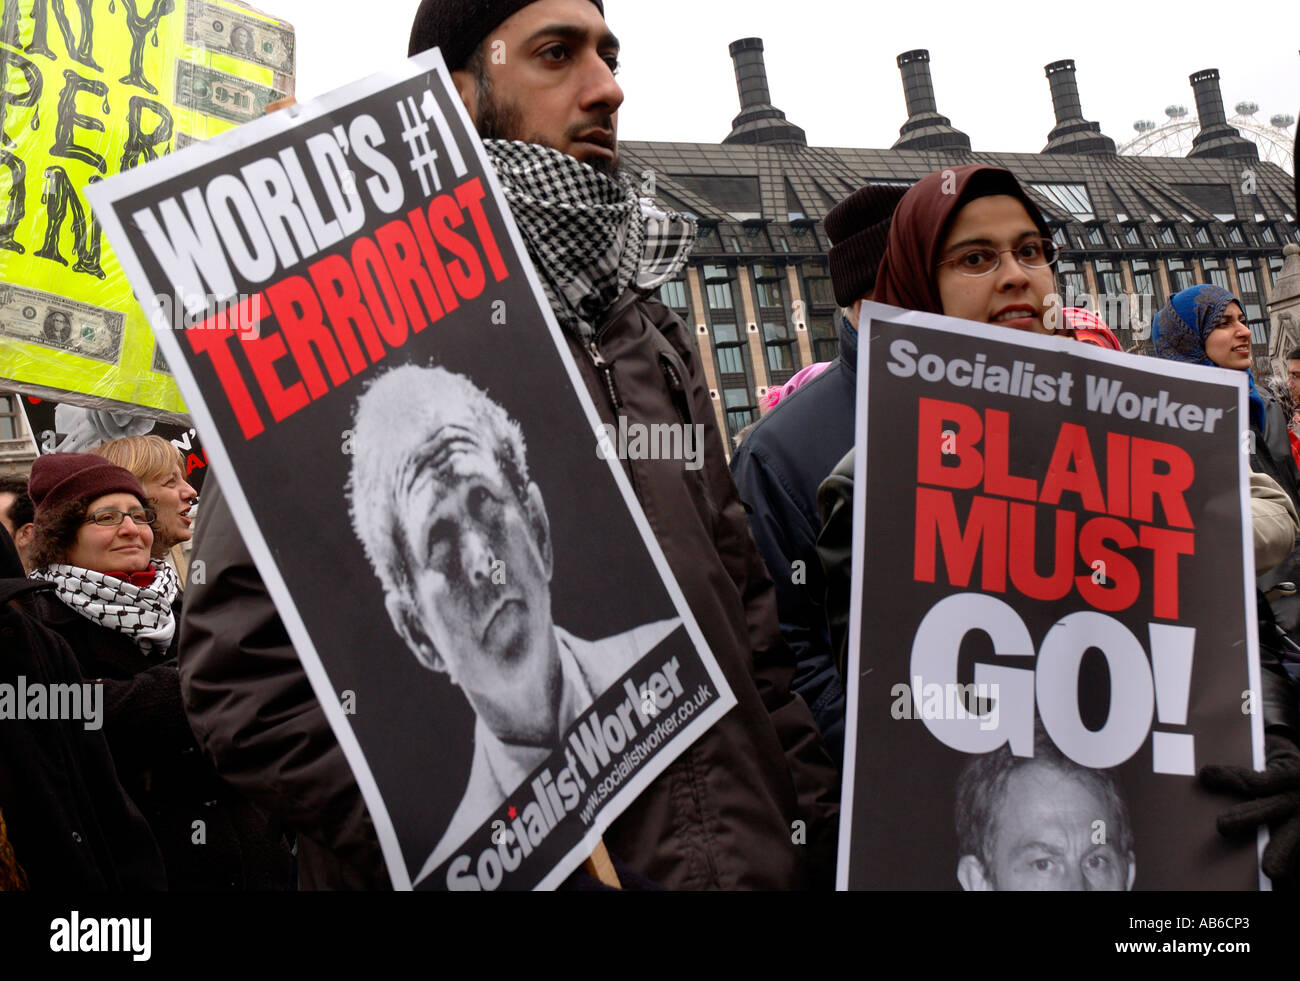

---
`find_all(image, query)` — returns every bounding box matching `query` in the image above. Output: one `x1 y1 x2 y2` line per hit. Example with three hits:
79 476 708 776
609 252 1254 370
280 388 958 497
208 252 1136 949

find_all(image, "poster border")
89 46 737 891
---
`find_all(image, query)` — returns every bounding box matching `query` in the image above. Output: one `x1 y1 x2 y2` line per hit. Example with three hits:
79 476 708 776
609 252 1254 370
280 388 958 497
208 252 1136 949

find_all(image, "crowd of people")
1 0 1298 891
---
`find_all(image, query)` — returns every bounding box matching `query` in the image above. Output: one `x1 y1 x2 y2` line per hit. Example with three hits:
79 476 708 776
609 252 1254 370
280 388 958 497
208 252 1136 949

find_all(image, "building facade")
622 42 1299 447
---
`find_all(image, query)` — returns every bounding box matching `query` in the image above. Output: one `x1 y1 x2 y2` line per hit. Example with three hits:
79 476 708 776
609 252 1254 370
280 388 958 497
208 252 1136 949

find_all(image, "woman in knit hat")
26 453 292 890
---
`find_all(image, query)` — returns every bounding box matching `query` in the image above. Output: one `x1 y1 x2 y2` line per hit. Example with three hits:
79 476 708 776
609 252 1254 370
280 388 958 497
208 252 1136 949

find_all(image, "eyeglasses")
83 507 157 528
937 238 1059 277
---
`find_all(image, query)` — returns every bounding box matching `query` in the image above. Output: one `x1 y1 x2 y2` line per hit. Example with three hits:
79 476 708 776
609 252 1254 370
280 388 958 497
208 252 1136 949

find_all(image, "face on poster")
839 303 1264 891
88 47 735 890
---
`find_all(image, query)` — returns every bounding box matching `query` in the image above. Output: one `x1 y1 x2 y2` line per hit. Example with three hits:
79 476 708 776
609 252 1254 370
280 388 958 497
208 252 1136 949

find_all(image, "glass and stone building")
621 40 1299 446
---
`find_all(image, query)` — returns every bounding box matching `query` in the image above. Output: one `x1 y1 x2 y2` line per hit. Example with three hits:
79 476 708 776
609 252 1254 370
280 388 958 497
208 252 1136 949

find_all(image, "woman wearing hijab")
814 165 1300 886
25 453 292 890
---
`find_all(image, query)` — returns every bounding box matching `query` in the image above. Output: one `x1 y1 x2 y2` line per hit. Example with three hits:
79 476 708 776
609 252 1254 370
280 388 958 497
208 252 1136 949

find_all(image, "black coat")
0 530 165 889
28 580 293 891
730 315 858 765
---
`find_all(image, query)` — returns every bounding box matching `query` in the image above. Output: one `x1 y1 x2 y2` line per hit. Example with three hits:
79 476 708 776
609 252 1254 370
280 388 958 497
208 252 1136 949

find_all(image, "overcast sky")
273 0 1297 157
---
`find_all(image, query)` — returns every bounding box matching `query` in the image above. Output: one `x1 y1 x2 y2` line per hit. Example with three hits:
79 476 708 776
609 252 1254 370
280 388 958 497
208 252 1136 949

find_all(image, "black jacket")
729 315 857 764
28 580 293 891
0 530 165 889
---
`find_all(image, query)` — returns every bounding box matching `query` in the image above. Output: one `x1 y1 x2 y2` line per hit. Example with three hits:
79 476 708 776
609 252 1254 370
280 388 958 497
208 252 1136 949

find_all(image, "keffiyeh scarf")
484 140 696 341
30 562 179 655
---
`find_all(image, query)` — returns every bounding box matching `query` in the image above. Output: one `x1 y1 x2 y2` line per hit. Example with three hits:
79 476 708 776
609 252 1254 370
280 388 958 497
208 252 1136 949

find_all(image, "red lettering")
406 203 460 314
308 253 387 372
264 276 351 400
1040 423 1105 512
1007 503 1075 600
1075 517 1140 611
455 177 509 282
186 296 266 440
1130 437 1194 529
917 398 983 489
241 308 310 425
1107 433 1130 520
375 218 444 332
914 487 1007 592
351 236 409 349
1140 525 1195 619
428 195 486 301
184 452 205 477
983 409 1037 501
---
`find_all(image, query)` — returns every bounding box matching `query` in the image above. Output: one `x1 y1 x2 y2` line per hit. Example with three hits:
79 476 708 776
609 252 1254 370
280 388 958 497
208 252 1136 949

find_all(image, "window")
1057 261 1088 306
1123 225 1143 247
1029 183 1094 221
723 387 756 441
1201 258 1230 292
0 394 19 440
1051 225 1070 248
1130 260 1163 312
716 345 746 375
1227 224 1244 245
659 279 688 312
1086 225 1106 247
1094 260 1124 300
1193 225 1211 245
1236 259 1266 345
706 282 735 310
1159 225 1176 245
1165 259 1195 294
755 280 784 310
1269 256 1284 288
1260 224 1277 243
763 321 797 381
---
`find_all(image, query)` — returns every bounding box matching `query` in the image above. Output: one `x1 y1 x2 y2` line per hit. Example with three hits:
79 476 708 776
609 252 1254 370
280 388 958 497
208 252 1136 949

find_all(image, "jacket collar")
838 310 859 378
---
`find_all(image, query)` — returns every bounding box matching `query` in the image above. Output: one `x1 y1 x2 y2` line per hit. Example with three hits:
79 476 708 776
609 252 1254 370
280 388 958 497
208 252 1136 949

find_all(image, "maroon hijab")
873 165 1051 316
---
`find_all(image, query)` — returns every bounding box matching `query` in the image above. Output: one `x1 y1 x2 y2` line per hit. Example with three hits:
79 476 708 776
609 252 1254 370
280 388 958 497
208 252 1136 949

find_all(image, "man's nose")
580 53 623 115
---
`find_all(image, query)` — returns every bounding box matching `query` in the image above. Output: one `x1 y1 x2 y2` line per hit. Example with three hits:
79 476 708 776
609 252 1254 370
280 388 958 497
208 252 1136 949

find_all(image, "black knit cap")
409 0 605 68
825 184 909 307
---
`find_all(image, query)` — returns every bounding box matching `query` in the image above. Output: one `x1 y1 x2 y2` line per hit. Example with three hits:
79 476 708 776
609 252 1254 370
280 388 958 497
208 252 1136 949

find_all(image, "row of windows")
659 252 1291 443
0 394 22 441
1053 221 1297 252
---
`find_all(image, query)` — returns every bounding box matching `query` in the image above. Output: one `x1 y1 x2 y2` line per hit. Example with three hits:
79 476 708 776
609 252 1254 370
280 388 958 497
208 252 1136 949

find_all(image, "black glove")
1199 733 1300 885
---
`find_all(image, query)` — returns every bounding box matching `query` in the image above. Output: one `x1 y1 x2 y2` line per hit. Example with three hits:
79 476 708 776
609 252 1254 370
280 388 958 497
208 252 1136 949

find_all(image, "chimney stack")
1187 69 1257 160
723 38 806 147
1041 60 1115 155
892 50 970 153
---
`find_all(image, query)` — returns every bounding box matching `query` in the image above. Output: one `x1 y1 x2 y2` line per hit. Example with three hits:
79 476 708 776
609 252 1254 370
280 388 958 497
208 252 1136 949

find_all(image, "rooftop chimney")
1186 69 1257 160
1041 60 1115 155
723 38 807 147
892 50 970 153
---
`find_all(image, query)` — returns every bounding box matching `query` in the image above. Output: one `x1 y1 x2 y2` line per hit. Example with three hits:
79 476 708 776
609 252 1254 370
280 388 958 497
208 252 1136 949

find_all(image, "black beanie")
409 0 605 68
825 184 909 307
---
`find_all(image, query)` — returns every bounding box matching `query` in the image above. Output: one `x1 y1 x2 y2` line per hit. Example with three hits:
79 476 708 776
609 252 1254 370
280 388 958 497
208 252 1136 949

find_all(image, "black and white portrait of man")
347 365 680 884
954 728 1136 891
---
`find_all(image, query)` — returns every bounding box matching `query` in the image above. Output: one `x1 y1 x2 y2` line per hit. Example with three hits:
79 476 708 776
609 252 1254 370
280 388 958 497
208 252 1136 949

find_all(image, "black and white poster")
18 395 211 492
89 48 735 891
839 302 1265 891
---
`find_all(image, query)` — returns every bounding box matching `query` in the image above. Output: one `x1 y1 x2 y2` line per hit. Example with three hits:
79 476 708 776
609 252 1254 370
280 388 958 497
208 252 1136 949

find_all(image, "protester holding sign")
150 0 838 891
23 454 292 890
817 163 1300 887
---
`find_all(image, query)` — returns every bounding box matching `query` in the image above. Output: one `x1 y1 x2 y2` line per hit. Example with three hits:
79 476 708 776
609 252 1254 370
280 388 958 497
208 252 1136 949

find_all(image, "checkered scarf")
484 140 696 341
30 562 178 655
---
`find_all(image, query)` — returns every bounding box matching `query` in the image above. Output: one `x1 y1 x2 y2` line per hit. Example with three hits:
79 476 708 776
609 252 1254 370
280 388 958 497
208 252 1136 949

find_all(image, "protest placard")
88 46 735 891
0 0 293 419
838 302 1264 891
16 394 210 488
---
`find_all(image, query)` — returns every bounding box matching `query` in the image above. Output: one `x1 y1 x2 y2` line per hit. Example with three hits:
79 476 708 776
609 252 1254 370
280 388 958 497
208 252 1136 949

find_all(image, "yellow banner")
0 0 293 421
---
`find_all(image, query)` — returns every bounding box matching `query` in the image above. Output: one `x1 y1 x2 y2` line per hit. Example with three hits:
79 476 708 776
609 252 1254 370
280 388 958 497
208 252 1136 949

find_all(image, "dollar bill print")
174 61 285 126
184 0 296 75
0 283 124 364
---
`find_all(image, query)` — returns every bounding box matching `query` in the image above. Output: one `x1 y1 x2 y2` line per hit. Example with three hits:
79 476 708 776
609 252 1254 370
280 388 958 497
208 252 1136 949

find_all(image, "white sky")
272 0 1298 155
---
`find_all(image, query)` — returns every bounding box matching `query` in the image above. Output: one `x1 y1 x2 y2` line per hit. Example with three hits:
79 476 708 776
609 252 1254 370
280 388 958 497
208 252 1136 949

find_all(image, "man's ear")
524 481 553 582
13 523 33 549
384 591 443 674
956 854 994 891
1125 853 1136 891
450 69 478 122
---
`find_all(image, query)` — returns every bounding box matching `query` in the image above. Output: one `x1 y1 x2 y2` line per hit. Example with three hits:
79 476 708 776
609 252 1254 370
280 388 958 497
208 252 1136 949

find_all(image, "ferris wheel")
1119 102 1295 174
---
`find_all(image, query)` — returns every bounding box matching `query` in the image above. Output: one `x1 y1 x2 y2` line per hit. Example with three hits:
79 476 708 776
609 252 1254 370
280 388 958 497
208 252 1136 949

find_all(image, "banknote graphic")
0 284 125 364
185 0 296 75
174 61 285 125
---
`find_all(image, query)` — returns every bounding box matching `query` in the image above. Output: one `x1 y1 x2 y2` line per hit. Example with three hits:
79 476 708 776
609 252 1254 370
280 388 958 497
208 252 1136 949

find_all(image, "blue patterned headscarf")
1152 284 1265 430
